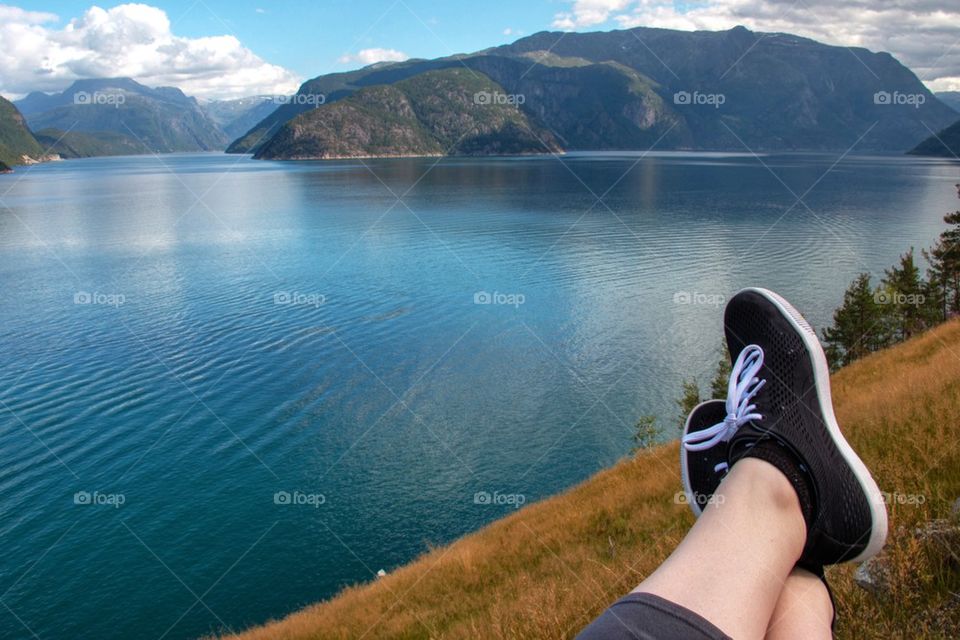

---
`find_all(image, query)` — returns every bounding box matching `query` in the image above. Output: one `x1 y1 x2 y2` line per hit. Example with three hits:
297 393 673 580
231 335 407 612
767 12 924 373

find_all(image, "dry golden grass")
223 321 960 640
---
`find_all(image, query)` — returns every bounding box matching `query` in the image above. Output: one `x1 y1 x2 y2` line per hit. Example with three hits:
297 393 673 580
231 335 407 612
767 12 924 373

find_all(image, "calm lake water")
1 151 957 639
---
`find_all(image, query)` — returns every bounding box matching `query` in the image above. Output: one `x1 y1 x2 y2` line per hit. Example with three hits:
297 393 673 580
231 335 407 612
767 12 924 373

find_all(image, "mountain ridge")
16 78 229 154
235 25 955 159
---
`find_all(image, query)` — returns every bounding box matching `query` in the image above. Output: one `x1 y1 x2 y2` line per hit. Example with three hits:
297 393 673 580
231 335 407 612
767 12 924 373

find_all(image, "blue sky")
4 1 960 99
16 0 563 81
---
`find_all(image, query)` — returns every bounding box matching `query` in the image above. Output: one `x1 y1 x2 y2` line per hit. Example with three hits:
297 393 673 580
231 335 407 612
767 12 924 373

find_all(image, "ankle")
724 458 806 524
732 437 816 527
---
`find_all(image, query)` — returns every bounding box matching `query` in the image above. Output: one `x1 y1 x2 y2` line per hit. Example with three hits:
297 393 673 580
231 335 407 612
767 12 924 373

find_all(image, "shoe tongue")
727 425 762 465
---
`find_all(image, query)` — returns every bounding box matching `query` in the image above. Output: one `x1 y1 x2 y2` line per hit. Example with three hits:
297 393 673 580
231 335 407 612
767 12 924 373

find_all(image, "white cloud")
337 48 409 66
552 0 633 29
0 3 301 100
552 0 960 90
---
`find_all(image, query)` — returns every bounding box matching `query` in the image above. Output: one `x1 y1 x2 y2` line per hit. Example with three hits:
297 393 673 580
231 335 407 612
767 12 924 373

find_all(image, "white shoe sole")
742 287 889 562
680 400 725 519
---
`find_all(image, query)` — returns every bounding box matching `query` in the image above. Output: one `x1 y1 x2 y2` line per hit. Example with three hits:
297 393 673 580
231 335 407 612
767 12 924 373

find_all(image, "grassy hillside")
0 96 44 166
223 321 960 639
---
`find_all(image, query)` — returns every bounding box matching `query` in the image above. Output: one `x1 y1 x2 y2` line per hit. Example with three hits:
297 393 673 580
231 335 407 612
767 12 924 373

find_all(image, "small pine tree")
822 273 889 369
881 248 928 341
632 415 660 453
923 184 960 320
676 378 701 431
709 340 731 399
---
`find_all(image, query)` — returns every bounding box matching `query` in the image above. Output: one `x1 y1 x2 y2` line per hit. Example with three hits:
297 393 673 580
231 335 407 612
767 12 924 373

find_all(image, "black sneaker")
680 400 728 516
723 288 887 565
682 342 768 516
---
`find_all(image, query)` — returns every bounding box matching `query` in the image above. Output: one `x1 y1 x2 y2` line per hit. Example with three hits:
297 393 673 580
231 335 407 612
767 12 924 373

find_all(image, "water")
0 151 957 639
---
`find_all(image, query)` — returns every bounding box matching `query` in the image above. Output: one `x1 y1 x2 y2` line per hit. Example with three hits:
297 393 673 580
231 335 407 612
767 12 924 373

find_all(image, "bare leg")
765 567 833 640
633 458 806 640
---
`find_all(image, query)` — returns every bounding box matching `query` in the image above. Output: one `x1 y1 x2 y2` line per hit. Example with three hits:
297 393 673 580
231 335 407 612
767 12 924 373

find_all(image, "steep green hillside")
255 68 561 159
227 61 445 153
0 96 44 166
909 118 960 158
33 128 149 158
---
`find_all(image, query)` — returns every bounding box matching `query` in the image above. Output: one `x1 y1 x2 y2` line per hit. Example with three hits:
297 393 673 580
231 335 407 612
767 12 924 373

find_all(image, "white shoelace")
682 345 766 471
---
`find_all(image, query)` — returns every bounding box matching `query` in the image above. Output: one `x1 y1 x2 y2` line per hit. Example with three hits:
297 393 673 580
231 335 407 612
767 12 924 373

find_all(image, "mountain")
16 78 230 153
199 96 281 139
226 63 428 153
235 26 957 157
491 26 956 151
255 68 561 159
33 128 149 158
936 91 960 113
0 96 46 166
907 118 960 157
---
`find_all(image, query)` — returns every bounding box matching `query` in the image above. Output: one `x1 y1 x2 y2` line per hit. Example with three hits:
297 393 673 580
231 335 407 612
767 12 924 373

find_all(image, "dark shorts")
575 592 731 640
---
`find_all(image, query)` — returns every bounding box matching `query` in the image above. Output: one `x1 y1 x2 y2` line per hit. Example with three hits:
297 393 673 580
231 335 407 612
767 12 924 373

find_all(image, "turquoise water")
1 151 957 639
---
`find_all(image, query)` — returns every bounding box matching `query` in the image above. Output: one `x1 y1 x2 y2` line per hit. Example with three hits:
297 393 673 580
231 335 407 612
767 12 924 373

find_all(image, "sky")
2 0 960 100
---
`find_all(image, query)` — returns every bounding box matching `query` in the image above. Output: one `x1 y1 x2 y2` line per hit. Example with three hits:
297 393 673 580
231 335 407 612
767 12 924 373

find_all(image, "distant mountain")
907 118 960 158
0 96 46 166
199 96 280 139
235 25 957 157
16 78 229 153
936 92 960 113
255 68 561 159
33 128 149 158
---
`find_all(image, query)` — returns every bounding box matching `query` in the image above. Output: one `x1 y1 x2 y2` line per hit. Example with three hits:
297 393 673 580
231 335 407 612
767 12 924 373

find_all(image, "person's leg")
764 567 833 640
633 458 806 640
579 289 887 640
